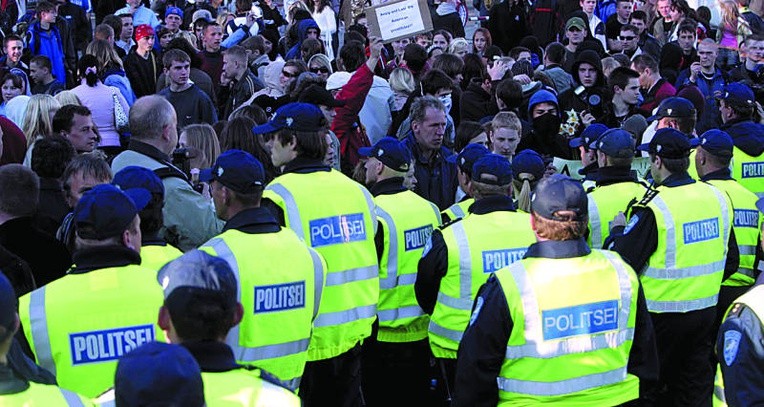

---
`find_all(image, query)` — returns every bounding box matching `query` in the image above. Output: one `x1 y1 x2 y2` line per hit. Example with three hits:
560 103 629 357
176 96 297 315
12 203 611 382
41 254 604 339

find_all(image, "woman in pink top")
71 54 130 156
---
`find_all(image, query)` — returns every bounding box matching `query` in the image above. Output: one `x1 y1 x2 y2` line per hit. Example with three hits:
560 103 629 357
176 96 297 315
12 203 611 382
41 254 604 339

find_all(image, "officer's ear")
232 302 244 327
158 305 172 332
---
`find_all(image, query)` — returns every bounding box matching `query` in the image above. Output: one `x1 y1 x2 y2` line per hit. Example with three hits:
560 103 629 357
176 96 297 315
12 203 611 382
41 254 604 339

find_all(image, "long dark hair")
78 54 100 87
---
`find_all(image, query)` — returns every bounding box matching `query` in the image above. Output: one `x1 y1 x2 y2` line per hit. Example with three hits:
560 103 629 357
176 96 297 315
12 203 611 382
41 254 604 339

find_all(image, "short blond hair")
491 111 521 132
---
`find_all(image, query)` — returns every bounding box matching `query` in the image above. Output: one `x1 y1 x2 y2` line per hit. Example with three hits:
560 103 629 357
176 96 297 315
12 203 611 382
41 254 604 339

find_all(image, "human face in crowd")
319 104 336 126
1 79 21 102
403 160 417 190
657 0 671 19
29 61 47 84
566 26 585 45
137 34 155 54
392 38 410 57
166 59 190 87
66 171 105 208
280 65 299 87
306 27 319 40
578 62 598 87
718 99 734 123
160 32 174 48
40 7 57 24
473 32 487 53
697 42 717 69
412 107 447 151
531 102 557 118
470 132 489 149
491 127 520 159
580 0 596 15
616 1 633 20
324 133 336 167
516 51 531 63
416 35 431 49
433 34 449 49
619 29 638 51
120 16 134 41
631 63 650 88
677 31 696 53
630 17 646 34
165 13 182 31
4 40 22 64
746 39 764 64
63 114 98 152
617 77 641 105
668 4 682 21
126 0 141 8
265 134 297 167
259 35 273 55
203 25 223 52
364 157 382 185
309 62 330 80
210 180 228 219
356 17 368 29
222 54 242 81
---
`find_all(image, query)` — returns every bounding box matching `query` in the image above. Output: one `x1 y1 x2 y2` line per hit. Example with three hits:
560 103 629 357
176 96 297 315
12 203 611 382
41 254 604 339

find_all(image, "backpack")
529 0 561 46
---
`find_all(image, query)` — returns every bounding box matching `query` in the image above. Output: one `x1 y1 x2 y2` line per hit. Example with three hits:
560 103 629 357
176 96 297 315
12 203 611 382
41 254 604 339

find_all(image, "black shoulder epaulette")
438 216 464 230
585 184 597 193
637 187 660 206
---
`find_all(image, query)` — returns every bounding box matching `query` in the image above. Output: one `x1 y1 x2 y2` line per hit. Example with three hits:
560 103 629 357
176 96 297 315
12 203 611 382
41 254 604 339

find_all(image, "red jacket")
332 63 373 174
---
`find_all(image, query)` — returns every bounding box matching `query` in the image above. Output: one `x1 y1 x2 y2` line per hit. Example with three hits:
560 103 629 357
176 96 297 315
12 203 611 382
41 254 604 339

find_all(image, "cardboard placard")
365 0 433 43
552 157 652 180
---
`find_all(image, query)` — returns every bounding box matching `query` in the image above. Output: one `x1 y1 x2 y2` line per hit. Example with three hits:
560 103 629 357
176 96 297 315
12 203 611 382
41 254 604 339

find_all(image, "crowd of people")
0 0 763 404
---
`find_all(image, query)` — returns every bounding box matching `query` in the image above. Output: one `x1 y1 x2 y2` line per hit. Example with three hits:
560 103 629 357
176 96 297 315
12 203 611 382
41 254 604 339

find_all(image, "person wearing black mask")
517 89 573 160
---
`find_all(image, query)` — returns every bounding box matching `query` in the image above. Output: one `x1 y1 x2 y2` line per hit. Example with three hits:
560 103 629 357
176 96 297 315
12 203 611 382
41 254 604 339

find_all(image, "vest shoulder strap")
438 216 464 231
637 187 660 206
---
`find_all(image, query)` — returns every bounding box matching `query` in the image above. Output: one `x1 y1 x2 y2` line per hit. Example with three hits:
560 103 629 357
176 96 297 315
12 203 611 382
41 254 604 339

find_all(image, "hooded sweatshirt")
557 49 609 139
285 19 319 61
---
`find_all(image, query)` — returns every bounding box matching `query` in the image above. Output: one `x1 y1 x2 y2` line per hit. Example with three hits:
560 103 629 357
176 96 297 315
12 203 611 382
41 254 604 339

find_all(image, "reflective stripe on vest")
643 185 730 312
588 196 604 249
206 237 322 390
29 287 55 376
267 183 305 239
498 366 629 396
61 388 86 406
503 251 634 360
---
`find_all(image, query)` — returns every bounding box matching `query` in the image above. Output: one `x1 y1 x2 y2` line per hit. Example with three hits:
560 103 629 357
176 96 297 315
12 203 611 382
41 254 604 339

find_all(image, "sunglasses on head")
310 66 329 74
282 70 299 78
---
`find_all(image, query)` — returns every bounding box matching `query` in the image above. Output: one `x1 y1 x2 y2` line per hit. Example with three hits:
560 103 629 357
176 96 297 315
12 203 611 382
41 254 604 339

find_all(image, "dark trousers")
361 337 433 407
299 342 364 407
649 308 716 407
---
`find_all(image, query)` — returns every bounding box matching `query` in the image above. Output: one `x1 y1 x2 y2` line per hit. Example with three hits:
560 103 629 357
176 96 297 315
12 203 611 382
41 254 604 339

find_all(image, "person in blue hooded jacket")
285 18 320 61
26 1 67 87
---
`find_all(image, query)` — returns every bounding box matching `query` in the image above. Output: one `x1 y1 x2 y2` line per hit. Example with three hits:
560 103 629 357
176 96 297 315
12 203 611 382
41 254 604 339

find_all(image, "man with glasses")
605 0 633 53
618 24 642 59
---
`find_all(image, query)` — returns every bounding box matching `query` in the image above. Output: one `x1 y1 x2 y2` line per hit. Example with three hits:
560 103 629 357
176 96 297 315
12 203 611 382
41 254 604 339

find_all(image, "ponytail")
515 173 535 213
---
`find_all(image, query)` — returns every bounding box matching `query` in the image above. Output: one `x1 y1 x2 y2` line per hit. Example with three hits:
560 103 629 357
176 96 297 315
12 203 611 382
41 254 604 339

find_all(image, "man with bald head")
111 95 223 252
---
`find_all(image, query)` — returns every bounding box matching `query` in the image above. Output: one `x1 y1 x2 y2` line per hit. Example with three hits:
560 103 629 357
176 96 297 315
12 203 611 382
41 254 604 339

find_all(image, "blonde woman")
86 39 136 105
21 94 62 166
447 37 470 59
716 0 751 70
54 90 82 107
179 123 222 171
389 67 415 113
307 53 333 80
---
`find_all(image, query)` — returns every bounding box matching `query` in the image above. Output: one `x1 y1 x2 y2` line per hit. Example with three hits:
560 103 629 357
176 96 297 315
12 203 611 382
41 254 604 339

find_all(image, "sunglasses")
281 70 299 78
619 35 636 41
310 66 329 74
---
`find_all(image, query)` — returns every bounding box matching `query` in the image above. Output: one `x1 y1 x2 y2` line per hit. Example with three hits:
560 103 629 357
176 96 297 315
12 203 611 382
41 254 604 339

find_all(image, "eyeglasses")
619 35 636 41
281 70 298 78
310 66 329 74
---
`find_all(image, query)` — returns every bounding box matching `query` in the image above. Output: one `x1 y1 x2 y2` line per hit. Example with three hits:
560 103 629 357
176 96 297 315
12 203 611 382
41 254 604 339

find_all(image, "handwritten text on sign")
375 1 425 41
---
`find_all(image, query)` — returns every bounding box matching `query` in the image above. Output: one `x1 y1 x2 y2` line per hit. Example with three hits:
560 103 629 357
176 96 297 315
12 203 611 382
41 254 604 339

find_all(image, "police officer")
694 130 764 329
454 174 658 406
197 149 326 390
569 123 609 188
157 250 301 406
441 143 491 222
18 184 165 398
0 272 90 405
416 154 538 400
717 82 764 198
256 102 378 407
607 128 738 405
715 197 764 406
358 137 442 406
586 129 648 249
112 166 183 271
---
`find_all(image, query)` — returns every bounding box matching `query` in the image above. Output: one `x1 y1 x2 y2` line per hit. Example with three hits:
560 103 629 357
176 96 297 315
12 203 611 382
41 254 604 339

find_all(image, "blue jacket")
402 132 458 210
285 19 319 61
26 22 66 85
675 68 726 134
102 68 136 106
721 119 764 157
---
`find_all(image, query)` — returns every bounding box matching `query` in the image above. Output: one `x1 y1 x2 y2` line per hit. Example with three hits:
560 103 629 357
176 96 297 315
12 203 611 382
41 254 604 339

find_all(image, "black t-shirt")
605 14 624 40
